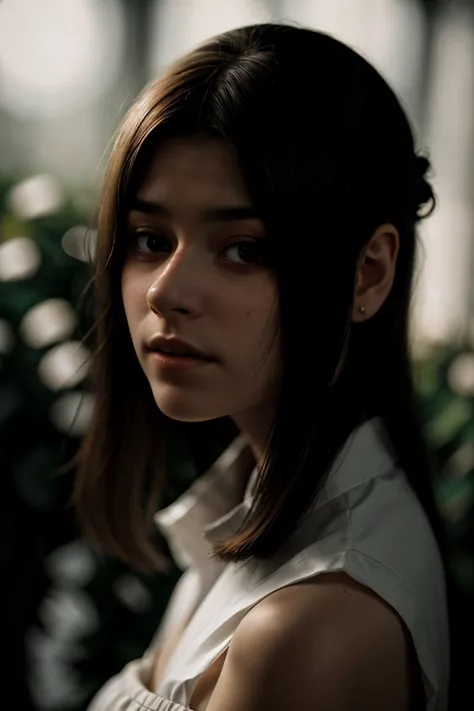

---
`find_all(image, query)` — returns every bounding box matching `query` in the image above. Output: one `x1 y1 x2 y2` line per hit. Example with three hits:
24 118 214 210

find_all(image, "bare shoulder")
205 571 419 711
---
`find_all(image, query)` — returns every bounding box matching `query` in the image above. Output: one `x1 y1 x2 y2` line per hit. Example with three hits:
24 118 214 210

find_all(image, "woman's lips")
149 350 216 371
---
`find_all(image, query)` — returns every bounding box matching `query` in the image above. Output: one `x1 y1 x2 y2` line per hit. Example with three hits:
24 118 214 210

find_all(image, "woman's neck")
231 395 277 468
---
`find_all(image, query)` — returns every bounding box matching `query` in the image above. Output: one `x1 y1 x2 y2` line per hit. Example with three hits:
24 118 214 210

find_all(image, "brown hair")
75 24 443 577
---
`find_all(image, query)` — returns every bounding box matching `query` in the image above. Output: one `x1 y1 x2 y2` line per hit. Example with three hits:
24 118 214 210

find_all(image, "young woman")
76 23 451 711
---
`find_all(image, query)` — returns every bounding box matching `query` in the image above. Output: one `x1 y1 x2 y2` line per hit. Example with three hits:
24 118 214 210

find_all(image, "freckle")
246 311 251 316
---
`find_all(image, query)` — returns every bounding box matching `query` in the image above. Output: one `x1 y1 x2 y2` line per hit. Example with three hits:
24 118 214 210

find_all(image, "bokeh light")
448 353 474 397
61 225 96 263
113 575 153 614
8 174 63 220
38 341 90 391
0 236 41 281
20 298 76 349
49 391 94 437
45 541 97 588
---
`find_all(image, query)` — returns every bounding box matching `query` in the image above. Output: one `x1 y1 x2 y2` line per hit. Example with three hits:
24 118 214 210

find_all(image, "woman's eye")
132 231 170 254
224 240 265 266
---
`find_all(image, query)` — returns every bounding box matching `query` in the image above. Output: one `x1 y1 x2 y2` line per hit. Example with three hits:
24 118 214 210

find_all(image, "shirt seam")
346 546 415 599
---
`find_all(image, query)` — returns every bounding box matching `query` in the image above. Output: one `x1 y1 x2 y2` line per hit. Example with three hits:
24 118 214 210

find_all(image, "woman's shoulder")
204 570 415 711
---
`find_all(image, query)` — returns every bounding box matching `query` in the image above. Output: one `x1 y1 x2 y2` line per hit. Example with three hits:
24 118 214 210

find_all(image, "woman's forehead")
131 136 254 214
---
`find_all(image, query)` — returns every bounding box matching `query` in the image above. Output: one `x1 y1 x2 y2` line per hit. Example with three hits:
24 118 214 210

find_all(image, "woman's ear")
352 223 400 322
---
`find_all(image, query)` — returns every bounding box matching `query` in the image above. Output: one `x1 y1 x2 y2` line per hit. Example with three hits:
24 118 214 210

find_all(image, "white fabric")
88 418 449 710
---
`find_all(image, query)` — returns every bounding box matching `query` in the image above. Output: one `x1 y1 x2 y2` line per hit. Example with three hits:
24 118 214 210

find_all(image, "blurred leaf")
0 214 34 242
425 397 472 447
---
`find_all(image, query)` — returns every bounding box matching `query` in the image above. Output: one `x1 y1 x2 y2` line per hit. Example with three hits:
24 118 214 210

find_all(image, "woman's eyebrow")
127 197 261 222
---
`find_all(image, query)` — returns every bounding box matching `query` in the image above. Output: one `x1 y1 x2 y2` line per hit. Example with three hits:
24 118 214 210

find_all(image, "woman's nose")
146 252 203 319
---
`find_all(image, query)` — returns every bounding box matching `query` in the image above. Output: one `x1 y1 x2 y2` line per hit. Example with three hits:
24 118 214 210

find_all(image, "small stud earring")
359 305 366 316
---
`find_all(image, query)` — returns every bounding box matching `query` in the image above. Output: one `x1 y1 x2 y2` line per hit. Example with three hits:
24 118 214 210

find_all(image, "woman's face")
122 137 282 426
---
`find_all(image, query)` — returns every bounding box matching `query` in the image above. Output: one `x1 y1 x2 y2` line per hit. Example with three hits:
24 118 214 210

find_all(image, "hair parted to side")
75 23 440 573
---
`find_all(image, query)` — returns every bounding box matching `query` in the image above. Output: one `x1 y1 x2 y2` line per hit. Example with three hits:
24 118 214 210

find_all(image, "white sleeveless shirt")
87 417 449 710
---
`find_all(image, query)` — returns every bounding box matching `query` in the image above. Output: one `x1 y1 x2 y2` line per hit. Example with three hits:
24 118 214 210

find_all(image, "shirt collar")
154 417 394 571
154 435 257 571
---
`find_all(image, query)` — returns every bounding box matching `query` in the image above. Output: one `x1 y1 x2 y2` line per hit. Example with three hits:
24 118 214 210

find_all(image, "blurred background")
0 0 473 709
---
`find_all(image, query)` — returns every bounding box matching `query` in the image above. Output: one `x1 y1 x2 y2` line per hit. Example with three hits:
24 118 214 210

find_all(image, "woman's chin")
153 393 224 423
